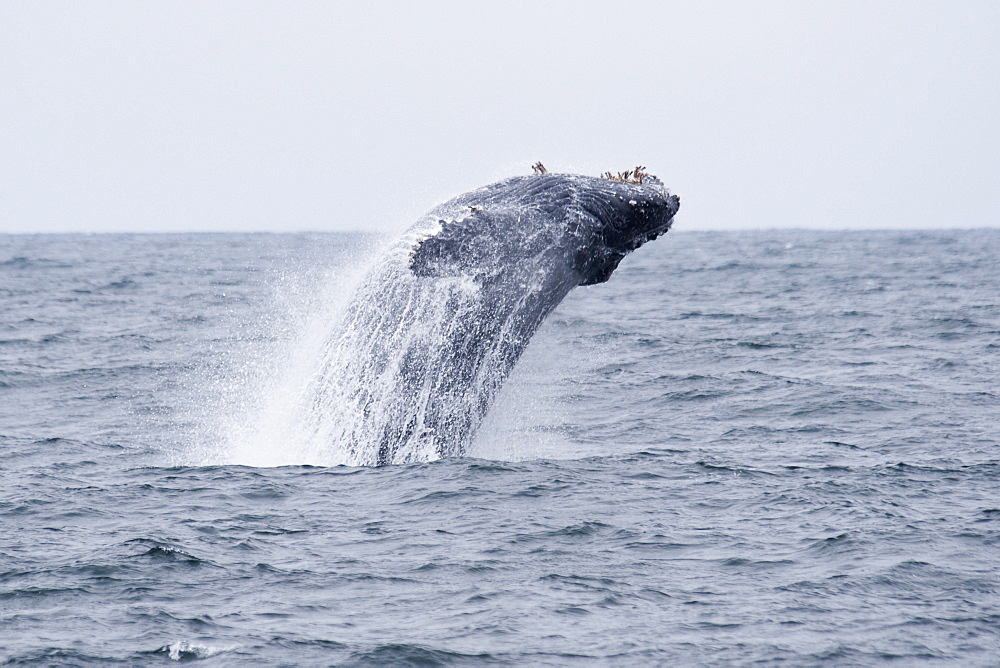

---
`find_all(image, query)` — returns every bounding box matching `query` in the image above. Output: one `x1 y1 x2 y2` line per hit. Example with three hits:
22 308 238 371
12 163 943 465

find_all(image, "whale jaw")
573 177 680 286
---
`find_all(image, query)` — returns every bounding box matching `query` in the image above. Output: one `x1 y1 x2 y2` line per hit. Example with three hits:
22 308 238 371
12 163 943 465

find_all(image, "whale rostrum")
302 169 680 465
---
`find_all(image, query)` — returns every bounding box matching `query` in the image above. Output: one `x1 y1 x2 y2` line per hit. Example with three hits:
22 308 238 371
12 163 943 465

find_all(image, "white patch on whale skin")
450 273 481 295
401 216 443 247
519 267 549 295
393 215 448 265
404 201 480 245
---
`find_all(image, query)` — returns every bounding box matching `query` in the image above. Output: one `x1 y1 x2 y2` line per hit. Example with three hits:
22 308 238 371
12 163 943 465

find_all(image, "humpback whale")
302 168 680 465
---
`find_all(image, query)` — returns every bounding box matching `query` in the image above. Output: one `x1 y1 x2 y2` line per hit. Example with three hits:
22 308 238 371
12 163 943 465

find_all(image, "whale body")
302 172 680 465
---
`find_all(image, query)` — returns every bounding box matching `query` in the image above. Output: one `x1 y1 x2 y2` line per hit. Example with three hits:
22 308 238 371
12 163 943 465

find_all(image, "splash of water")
183 237 386 468
185 172 678 467
184 216 543 466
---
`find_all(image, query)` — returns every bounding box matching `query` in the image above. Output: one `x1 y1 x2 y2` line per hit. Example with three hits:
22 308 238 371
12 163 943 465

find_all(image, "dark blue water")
1 230 998 665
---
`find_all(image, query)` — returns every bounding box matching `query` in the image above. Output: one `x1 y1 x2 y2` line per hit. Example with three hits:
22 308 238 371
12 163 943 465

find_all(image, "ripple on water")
1 231 999 664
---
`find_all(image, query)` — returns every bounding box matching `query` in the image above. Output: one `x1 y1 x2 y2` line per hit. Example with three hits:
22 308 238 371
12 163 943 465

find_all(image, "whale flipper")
410 211 507 278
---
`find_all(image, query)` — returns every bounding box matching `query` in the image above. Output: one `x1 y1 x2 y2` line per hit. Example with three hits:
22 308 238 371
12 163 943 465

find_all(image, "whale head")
570 173 681 285
408 171 679 286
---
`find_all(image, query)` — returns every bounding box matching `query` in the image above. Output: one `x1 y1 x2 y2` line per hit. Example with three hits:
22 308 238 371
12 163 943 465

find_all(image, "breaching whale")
302 167 680 465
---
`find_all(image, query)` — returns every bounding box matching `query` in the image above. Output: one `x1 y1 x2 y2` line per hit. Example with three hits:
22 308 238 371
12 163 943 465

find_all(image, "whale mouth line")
643 218 675 242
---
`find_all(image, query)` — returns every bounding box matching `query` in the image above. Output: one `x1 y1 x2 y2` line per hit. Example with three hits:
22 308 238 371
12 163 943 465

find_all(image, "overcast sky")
2 1 998 233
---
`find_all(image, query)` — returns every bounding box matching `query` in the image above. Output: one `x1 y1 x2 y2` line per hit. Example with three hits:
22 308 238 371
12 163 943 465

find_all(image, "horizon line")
3 226 1000 236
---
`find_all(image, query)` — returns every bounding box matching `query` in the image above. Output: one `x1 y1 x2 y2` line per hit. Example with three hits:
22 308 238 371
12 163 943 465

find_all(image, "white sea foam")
165 640 235 661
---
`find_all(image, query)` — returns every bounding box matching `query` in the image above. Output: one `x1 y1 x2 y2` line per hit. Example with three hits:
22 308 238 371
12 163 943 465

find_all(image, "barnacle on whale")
600 166 650 185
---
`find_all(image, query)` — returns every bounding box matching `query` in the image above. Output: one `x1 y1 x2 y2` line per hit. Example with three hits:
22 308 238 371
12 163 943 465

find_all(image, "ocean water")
1 229 998 665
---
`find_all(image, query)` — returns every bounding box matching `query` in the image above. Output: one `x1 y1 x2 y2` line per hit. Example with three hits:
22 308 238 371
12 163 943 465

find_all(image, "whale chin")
574 247 624 286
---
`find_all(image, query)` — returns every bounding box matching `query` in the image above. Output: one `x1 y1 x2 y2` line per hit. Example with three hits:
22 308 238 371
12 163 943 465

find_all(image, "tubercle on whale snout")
566 177 678 285
583 186 679 253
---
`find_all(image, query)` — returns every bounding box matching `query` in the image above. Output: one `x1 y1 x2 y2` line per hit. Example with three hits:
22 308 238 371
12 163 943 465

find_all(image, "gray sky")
2 1 998 233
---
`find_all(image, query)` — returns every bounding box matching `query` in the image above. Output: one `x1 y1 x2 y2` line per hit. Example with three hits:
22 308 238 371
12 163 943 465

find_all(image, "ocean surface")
1 229 998 665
